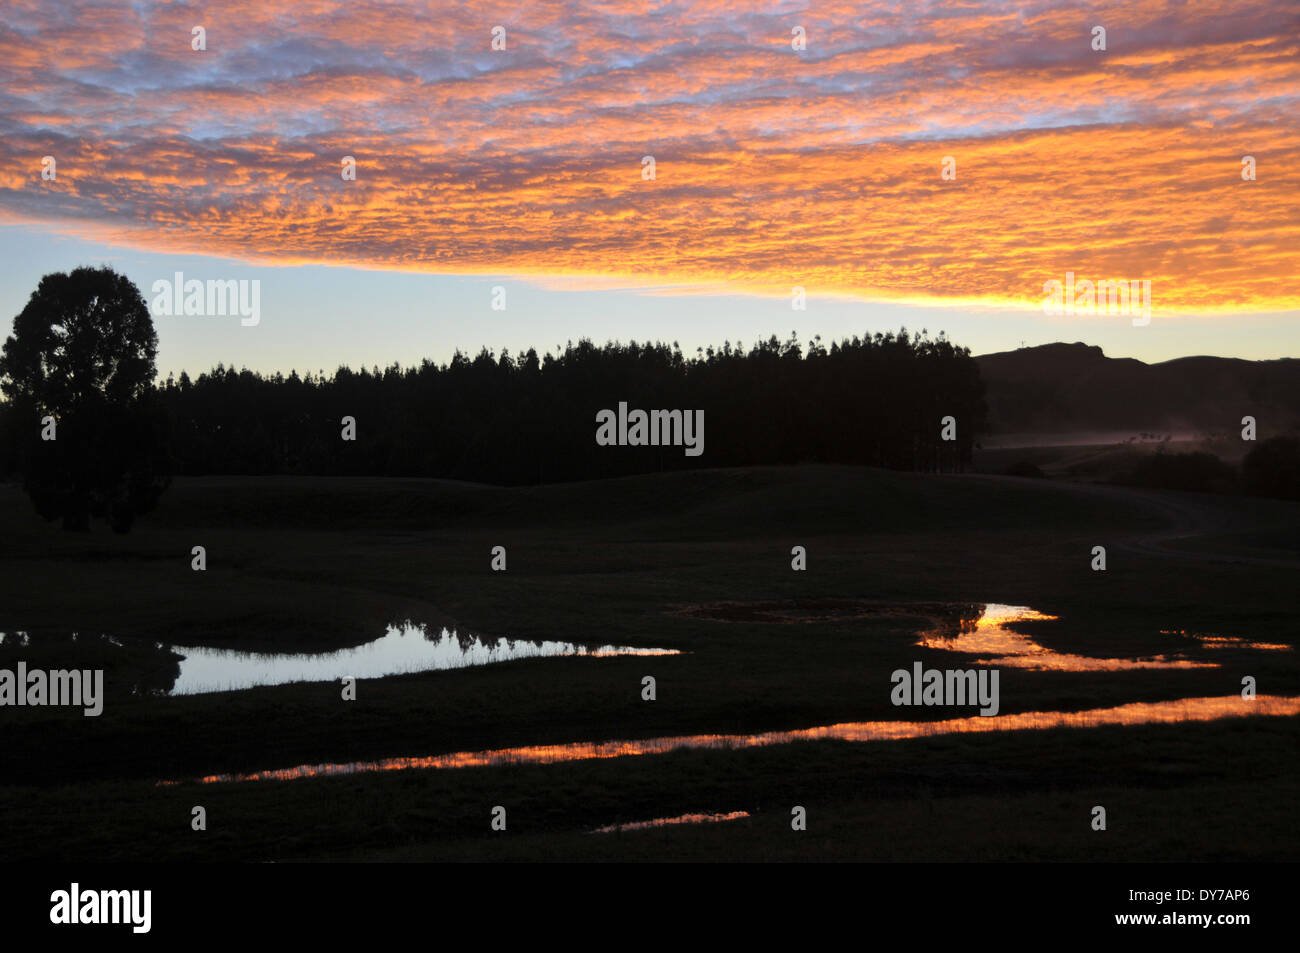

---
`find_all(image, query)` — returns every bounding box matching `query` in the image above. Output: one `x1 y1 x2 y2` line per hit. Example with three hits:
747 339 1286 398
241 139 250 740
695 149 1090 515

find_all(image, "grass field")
1 465 1296 861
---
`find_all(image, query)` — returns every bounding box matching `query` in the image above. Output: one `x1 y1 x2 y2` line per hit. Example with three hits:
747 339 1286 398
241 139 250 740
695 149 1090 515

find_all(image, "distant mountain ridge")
975 342 1300 436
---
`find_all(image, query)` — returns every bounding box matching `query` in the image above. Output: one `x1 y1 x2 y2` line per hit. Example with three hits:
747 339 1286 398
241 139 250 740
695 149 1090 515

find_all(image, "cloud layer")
2 0 1297 312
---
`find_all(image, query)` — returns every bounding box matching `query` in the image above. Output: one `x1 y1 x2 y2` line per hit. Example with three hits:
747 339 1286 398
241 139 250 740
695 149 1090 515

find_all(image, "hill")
976 343 1300 438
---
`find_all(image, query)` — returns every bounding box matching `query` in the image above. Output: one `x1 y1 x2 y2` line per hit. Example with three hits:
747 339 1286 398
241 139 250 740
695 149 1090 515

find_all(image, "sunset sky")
1 0 1297 377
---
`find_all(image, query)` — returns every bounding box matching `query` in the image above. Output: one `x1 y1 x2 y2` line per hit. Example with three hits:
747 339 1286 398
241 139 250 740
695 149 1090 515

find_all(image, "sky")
1 0 1297 378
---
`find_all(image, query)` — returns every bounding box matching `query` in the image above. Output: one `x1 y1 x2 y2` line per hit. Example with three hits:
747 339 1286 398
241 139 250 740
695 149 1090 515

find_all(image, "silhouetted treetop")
139 330 987 484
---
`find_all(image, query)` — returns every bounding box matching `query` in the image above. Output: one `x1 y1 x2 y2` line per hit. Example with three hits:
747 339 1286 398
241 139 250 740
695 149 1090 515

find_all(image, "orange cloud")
0 0 1296 313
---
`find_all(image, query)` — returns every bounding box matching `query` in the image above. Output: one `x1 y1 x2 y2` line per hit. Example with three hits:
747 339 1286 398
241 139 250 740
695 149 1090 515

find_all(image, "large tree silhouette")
0 266 171 531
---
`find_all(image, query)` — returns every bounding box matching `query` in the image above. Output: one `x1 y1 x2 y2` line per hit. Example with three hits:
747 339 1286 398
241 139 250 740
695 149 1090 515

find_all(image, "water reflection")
1160 629 1292 652
672 601 1286 671
1 626 678 696
918 604 1220 671
1 630 182 696
675 598 1291 672
165 625 678 694
176 693 1300 785
589 811 750 834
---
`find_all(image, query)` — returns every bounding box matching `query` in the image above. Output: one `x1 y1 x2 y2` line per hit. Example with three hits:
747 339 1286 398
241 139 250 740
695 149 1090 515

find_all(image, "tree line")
0 267 988 530
142 330 988 484
2 329 988 488
4 268 1294 537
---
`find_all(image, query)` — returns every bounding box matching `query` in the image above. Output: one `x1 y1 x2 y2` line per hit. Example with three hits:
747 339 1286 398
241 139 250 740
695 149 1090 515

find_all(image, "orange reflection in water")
1160 629 1292 652
918 604 1218 671
589 811 750 834
181 694 1300 785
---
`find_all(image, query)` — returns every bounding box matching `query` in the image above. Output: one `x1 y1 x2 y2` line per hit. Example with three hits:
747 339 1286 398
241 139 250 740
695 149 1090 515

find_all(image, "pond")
158 601 1295 784
0 625 679 696
175 692 1300 785
164 625 679 695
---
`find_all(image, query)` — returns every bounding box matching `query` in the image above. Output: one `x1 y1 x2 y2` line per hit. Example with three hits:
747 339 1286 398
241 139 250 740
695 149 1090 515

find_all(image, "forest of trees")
1 330 989 486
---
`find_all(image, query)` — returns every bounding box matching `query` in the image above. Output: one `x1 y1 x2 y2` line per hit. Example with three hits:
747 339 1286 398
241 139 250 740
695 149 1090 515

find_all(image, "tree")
0 266 171 531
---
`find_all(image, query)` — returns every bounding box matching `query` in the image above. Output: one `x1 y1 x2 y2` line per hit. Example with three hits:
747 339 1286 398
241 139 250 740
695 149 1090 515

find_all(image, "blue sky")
2 224 1294 381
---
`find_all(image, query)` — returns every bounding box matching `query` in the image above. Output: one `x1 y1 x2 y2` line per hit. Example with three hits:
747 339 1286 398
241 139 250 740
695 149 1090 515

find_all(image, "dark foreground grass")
1 715 1294 862
0 465 1296 860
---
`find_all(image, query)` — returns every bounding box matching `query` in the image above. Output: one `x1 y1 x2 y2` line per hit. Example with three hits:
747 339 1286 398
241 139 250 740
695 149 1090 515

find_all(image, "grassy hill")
1 465 1296 861
976 343 1300 438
